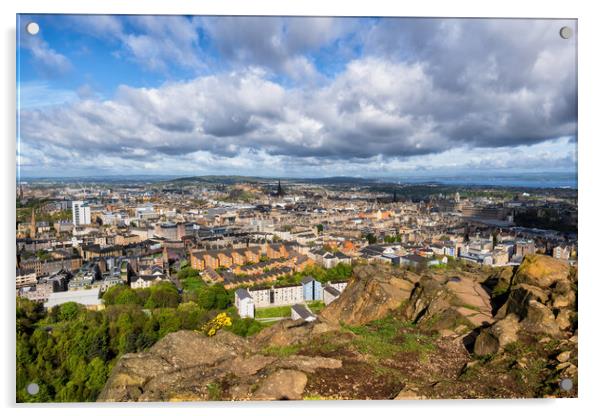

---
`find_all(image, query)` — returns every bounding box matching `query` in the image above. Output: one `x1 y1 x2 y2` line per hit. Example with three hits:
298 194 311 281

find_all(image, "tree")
177 266 199 280
144 282 179 309
229 317 263 337
58 302 81 321
153 309 182 338
115 288 141 305
316 224 324 234
365 233 377 245
197 285 231 310
177 301 204 330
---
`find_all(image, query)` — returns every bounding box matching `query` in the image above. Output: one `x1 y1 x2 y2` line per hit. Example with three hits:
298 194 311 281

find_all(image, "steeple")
276 180 284 197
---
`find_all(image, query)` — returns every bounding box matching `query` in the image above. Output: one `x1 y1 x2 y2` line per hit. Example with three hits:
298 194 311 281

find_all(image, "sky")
16 15 577 179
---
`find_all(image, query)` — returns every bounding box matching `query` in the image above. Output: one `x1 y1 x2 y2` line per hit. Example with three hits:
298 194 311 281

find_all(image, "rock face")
320 264 415 325
403 273 493 332
474 255 576 355
98 326 343 402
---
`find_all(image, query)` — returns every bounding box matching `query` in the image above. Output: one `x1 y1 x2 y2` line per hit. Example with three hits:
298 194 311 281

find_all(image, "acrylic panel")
16 14 577 403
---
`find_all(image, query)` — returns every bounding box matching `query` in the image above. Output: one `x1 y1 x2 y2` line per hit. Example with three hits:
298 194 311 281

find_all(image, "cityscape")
16 15 577 402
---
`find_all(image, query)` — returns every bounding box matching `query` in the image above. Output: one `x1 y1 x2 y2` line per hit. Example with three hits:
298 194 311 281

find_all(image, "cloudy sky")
17 15 577 179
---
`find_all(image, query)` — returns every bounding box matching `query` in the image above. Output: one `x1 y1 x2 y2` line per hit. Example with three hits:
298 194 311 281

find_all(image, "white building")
44 287 102 310
130 275 164 289
323 285 341 305
291 304 316 322
72 201 91 226
235 288 255 318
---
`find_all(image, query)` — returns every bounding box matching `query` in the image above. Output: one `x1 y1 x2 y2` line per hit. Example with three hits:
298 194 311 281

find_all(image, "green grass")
255 305 291 319
342 315 436 360
206 382 222 401
307 301 325 314
261 344 302 357
458 303 482 312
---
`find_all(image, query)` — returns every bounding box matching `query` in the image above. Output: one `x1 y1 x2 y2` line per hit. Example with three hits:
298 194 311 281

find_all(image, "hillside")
99 255 578 401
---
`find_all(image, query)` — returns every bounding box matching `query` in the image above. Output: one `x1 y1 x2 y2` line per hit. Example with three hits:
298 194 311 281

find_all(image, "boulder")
490 314 520 347
98 330 249 402
497 283 548 319
320 264 414 325
556 351 571 363
473 314 520 356
555 309 574 331
404 274 494 331
551 291 576 309
512 254 570 289
473 331 500 356
252 369 308 400
405 276 457 324
522 300 561 336
152 330 249 368
252 319 314 348
223 355 276 377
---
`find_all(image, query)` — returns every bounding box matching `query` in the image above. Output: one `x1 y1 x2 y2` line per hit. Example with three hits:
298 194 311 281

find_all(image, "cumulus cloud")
62 14 205 73
18 17 577 177
197 16 359 81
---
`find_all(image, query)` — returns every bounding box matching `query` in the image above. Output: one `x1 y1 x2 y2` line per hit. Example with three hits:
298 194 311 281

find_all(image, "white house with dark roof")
291 303 316 322
234 288 255 318
323 284 341 305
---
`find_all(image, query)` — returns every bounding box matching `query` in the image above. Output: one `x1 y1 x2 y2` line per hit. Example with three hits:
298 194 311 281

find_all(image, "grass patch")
342 315 436 360
307 301 325 314
301 332 344 355
206 382 222 401
255 305 291 319
261 344 302 357
459 303 482 312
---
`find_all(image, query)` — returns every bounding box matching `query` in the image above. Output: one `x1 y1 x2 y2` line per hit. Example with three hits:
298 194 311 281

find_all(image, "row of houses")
190 243 293 270
221 266 293 289
234 276 348 319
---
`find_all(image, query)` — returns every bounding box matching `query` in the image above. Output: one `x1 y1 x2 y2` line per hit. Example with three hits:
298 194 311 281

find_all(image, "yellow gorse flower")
201 312 232 336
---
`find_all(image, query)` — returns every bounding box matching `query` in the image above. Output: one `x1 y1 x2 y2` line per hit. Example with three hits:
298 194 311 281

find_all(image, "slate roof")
291 304 315 320
235 288 252 300
324 285 341 297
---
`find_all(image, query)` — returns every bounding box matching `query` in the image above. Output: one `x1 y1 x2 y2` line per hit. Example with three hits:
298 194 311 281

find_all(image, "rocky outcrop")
474 255 577 356
320 264 415 325
98 326 344 402
512 254 570 288
402 273 493 332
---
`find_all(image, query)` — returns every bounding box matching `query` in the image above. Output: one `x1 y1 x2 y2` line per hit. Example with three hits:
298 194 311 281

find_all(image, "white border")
2 1 600 415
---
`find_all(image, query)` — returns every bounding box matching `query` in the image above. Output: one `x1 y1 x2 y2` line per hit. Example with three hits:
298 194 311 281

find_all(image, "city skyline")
17 16 577 178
